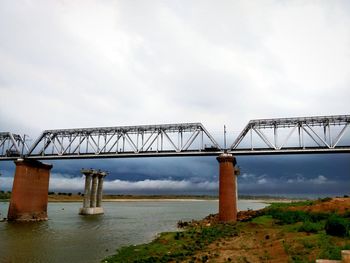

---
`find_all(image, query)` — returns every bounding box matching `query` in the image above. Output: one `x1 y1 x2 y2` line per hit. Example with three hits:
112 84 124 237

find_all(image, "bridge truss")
229 115 350 155
23 123 221 159
0 115 349 160
0 132 29 158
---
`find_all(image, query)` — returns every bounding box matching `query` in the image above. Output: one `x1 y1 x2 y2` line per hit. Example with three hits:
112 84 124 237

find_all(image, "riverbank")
103 197 350 262
46 194 301 203
46 194 219 202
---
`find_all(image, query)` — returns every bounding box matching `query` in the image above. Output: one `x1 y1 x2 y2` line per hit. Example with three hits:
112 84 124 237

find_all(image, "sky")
0 0 349 197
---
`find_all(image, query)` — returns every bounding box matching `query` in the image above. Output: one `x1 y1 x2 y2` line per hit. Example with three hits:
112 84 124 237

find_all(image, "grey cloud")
1 1 349 135
0 1 349 197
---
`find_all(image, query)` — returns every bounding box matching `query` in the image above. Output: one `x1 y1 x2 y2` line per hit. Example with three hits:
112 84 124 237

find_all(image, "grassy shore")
102 197 350 263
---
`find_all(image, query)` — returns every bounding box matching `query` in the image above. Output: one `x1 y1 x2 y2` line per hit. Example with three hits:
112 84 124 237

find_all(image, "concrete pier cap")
217 153 238 223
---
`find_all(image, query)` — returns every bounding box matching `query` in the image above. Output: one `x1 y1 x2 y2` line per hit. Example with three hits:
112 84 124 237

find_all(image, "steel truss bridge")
0 115 349 161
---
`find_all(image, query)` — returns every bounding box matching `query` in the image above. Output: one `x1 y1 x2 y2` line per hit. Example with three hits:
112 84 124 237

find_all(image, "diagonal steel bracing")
19 123 221 159
229 115 350 154
0 132 29 158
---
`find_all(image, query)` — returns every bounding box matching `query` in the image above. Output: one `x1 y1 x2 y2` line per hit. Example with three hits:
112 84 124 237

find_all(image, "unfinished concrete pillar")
82 170 92 208
8 159 52 221
79 169 106 215
90 174 98 208
96 172 106 208
217 153 237 222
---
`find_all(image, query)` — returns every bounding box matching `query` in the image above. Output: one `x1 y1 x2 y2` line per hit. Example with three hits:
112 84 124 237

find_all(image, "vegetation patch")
325 216 349 237
103 223 239 263
0 190 11 200
267 200 316 209
298 220 324 233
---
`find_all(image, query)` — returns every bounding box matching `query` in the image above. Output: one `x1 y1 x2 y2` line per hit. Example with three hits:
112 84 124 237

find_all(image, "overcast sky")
0 1 349 197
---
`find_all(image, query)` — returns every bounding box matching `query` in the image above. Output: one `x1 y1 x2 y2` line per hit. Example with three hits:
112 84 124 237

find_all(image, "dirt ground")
179 197 350 263
192 222 290 263
289 198 350 214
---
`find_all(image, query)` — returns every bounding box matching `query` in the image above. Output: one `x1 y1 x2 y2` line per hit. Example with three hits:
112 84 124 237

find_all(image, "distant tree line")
48 192 73 196
0 190 11 199
47 192 86 196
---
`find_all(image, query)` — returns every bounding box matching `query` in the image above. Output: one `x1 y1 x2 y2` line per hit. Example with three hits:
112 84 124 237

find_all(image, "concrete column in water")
96 172 106 208
217 153 237 222
82 170 92 208
90 173 99 208
79 169 104 215
7 159 53 221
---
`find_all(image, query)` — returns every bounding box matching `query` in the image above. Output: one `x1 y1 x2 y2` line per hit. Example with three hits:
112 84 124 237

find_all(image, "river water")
0 200 266 263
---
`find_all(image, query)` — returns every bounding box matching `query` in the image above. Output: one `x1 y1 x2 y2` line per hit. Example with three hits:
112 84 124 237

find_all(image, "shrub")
266 209 309 224
325 216 349 237
320 197 332 202
309 212 329 222
298 221 324 233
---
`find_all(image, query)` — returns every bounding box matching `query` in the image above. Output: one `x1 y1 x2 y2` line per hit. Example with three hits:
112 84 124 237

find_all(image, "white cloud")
0 173 218 193
257 178 267 185
241 173 254 179
104 179 217 192
49 173 218 192
287 174 305 183
287 174 331 185
310 175 328 185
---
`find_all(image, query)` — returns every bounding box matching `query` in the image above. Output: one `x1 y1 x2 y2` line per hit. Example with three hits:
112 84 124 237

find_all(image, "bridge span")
1 115 349 160
0 115 349 222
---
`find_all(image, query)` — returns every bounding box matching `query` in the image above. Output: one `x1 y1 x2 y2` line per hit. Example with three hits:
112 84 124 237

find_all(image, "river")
0 200 266 263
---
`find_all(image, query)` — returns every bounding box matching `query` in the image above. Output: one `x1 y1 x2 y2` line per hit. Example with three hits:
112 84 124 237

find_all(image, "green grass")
298 221 325 233
251 215 273 226
103 223 239 263
267 200 316 209
281 233 350 262
261 204 350 261
317 234 350 260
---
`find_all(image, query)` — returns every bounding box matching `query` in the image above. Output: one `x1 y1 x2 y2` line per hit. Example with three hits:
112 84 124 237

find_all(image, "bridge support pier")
79 169 106 215
217 153 238 222
7 159 52 221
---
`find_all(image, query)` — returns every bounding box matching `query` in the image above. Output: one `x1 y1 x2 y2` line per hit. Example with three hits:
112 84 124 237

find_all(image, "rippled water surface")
0 200 266 263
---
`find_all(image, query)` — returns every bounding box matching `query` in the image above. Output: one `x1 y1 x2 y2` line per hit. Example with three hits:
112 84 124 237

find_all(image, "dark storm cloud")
1 154 349 197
